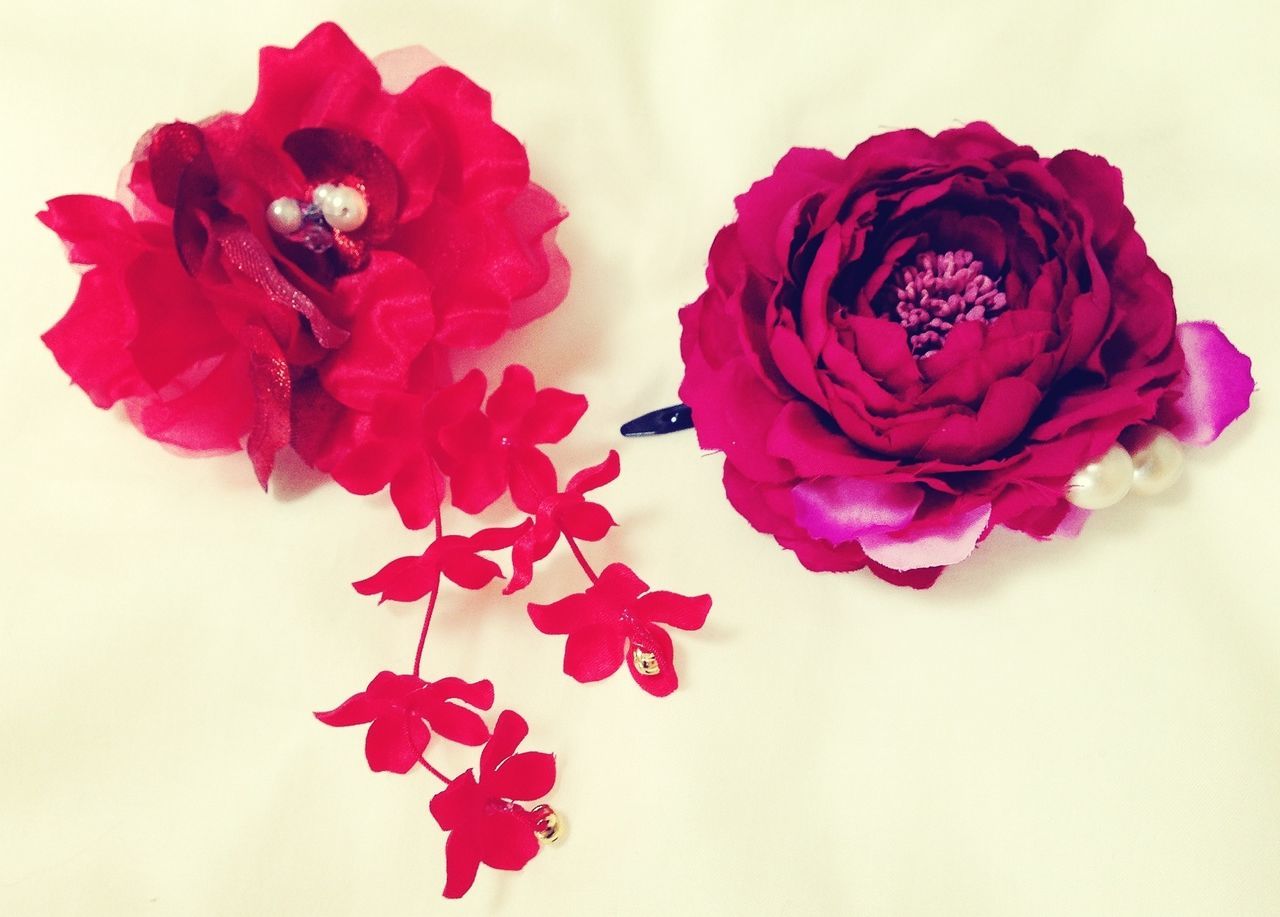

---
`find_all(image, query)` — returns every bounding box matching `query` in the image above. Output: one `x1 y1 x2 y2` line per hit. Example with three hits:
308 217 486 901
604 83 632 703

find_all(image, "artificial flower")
353 524 524 604
41 23 568 490
678 122 1253 587
429 710 555 898
505 450 620 594
315 671 494 773
527 563 711 697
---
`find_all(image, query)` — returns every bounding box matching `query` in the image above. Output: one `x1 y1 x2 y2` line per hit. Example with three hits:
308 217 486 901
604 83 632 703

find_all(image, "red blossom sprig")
321 363 709 897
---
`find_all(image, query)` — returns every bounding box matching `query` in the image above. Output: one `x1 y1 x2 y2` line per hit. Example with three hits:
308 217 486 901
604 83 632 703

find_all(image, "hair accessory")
658 123 1254 587
40 23 711 900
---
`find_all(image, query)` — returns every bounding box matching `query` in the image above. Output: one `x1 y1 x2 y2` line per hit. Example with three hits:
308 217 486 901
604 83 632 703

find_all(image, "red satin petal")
564 450 620 495
388 459 443 531
478 812 540 871
441 828 483 899
489 751 555 802
519 387 588 444
438 551 503 591
352 554 439 604
507 446 557 514
313 691 380 727
563 623 625 683
556 501 616 542
526 592 596 635
364 713 430 773
420 701 490 746
39 195 143 266
486 364 537 432
480 710 529 778
41 269 146 409
631 590 712 631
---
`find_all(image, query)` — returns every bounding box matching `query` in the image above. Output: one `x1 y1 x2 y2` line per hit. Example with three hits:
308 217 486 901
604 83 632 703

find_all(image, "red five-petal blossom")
527 563 711 697
314 671 495 773
428 710 556 898
436 364 588 514
505 450 621 594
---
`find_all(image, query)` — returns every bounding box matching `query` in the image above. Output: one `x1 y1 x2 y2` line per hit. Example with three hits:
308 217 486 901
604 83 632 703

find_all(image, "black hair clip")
620 403 694 437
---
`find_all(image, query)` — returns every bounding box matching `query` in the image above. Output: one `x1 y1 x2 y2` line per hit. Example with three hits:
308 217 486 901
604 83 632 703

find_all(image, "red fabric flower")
40 23 569 491
315 671 494 773
505 450 620 594
527 563 711 697
353 524 524 604
433 365 588 514
678 122 1253 587
429 710 556 899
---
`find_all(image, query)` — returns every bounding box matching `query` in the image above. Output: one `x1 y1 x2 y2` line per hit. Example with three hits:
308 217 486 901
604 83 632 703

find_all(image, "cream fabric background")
2 1 1278 914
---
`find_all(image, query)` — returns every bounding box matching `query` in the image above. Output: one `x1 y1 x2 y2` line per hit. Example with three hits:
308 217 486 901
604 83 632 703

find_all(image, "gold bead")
532 804 563 845
632 646 660 676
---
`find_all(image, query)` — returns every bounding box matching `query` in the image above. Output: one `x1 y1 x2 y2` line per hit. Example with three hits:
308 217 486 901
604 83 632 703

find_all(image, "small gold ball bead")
532 804 563 845
632 647 661 676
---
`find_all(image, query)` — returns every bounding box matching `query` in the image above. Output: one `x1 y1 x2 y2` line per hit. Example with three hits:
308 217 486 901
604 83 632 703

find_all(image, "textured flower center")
891 249 1007 357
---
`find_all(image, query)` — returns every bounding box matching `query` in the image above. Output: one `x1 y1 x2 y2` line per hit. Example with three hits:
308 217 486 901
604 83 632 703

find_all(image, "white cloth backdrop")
2 1 1278 914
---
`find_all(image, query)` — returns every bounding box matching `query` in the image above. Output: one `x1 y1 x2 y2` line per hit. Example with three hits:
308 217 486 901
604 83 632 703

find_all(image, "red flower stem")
411 585 440 678
564 533 598 584
412 470 447 678
418 754 451 784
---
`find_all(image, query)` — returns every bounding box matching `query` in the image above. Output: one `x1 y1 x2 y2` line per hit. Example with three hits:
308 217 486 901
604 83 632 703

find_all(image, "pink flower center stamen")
890 249 1007 357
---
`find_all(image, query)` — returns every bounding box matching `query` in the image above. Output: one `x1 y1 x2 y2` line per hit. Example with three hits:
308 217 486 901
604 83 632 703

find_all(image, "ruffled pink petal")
1161 321 1254 446
860 503 992 572
792 476 925 545
563 623 625 683
364 713 430 773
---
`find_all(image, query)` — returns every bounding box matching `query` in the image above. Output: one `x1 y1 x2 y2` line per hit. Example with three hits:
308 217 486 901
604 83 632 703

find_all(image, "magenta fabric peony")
679 122 1253 588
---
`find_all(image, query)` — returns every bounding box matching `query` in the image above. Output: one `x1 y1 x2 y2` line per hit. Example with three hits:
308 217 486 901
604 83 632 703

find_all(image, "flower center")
890 249 1007 357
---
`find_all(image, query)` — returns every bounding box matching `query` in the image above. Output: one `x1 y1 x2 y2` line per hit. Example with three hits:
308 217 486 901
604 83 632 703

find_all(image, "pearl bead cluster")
264 182 369 237
1065 426 1184 511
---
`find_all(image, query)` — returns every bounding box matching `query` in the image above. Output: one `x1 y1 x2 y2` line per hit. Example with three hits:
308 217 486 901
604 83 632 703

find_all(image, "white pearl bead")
319 184 369 233
1066 444 1134 510
1129 427 1184 496
265 197 302 235
310 183 339 208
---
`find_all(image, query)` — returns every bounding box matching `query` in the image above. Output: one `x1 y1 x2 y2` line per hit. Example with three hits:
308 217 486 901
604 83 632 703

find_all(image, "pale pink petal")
792 477 924 545
1162 321 1254 446
373 46 445 93
861 504 992 571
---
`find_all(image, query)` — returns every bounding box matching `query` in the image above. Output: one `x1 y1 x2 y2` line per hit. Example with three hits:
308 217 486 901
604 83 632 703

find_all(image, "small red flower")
527 563 711 697
505 450 620 594
315 671 494 773
435 364 587 514
353 524 524 603
429 710 556 899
